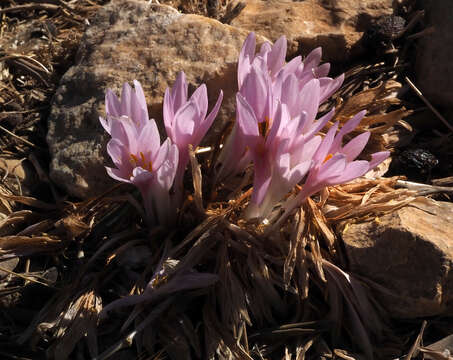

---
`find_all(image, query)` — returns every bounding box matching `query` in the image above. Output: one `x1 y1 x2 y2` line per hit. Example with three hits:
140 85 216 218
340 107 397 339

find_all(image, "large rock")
416 0 453 108
341 199 453 318
47 0 259 198
230 0 394 62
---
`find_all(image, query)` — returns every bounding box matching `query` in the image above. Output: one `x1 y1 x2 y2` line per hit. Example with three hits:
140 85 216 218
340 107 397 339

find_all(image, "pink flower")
101 81 179 226
163 72 223 189
236 93 322 219
100 80 149 134
218 33 343 180
277 111 390 223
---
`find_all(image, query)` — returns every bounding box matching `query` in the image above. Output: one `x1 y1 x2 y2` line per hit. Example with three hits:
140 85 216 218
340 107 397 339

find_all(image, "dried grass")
0 1 451 360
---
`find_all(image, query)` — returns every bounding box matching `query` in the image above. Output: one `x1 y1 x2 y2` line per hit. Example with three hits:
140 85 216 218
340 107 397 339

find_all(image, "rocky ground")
0 0 453 359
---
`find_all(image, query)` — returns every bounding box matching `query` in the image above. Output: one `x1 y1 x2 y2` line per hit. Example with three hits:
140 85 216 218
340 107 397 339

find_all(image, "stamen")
259 116 272 137
130 153 139 165
323 153 333 163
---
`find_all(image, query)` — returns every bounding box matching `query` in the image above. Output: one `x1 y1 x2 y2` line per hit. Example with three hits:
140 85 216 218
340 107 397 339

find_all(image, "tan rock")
416 0 453 108
341 198 453 318
230 0 393 61
47 0 263 198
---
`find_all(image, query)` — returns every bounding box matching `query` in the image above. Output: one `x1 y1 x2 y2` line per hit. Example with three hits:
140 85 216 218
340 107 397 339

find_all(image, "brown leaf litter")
1 1 453 359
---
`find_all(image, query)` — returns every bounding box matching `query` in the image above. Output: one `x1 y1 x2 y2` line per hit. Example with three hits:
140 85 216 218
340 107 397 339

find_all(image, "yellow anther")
140 152 146 164
323 153 333 163
130 153 139 164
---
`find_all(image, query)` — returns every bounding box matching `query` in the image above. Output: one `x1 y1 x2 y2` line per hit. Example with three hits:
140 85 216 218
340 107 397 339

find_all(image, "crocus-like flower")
100 80 149 134
236 93 323 219
163 71 223 189
218 32 343 180
101 81 179 226
276 111 390 224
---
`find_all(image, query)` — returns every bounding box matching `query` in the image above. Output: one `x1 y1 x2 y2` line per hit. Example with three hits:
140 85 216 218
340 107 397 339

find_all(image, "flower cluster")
100 76 222 225
218 33 389 219
100 32 389 226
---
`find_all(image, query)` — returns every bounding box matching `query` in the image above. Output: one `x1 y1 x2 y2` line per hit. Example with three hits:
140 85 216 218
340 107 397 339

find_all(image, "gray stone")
342 198 453 318
47 0 259 198
230 0 394 62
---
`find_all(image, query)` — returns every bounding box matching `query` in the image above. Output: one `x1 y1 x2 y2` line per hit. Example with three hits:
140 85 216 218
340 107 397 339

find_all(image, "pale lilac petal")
236 93 259 143
313 122 339 164
238 32 256 87
173 100 197 144
190 84 208 120
316 154 347 181
280 56 302 79
153 138 171 170
330 110 366 152
327 160 369 185
163 88 174 140
265 101 285 150
172 72 188 111
156 143 178 190
120 82 132 117
315 63 330 78
341 132 370 161
99 116 110 134
304 107 335 139
298 78 320 126
303 47 322 71
106 166 130 183
194 90 223 147
137 119 161 157
280 74 301 117
105 89 121 117
240 65 270 121
287 160 312 186
267 35 287 77
133 80 147 111
251 157 272 205
259 42 272 57
319 73 344 103
368 151 390 169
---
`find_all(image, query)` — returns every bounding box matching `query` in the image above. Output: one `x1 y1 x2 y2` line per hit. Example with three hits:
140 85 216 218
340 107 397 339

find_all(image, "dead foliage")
0 1 452 360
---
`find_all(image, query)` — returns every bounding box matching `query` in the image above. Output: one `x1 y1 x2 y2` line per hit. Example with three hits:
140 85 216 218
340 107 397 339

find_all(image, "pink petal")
299 78 320 127
316 63 330 78
327 160 369 185
138 119 161 158
304 107 335 139
99 116 110 134
316 154 347 181
171 71 188 112
106 166 130 183
133 80 147 111
163 88 175 140
330 110 366 153
303 47 322 71
120 82 132 117
238 32 256 87
368 151 390 169
319 73 344 103
154 142 178 190
267 35 287 77
240 65 270 121
190 84 208 120
195 90 223 147
341 132 370 161
173 100 197 144
236 93 259 144
280 74 301 117
251 156 272 205
105 89 121 117
313 122 339 164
